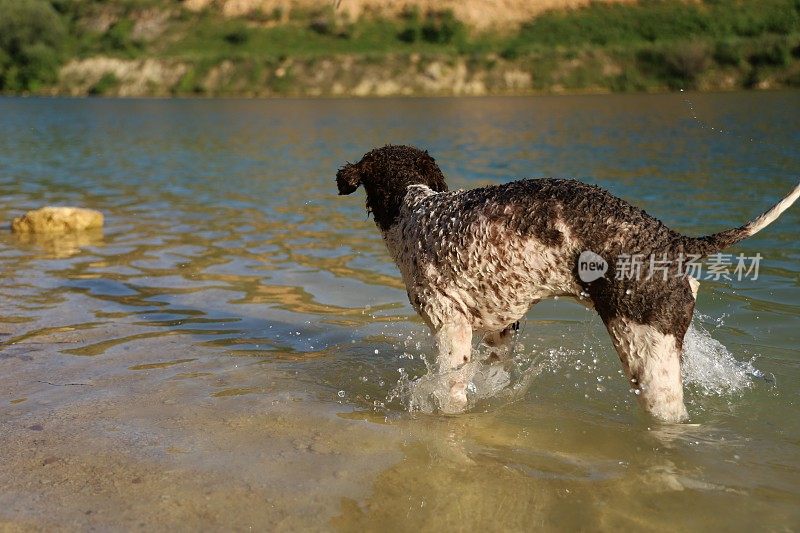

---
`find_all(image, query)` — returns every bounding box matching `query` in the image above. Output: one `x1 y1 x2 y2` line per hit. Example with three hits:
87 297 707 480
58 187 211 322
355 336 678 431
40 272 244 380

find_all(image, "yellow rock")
11 207 104 234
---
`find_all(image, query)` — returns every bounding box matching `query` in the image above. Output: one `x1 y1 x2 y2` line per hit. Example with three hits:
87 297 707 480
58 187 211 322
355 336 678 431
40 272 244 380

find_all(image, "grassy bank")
2 0 800 96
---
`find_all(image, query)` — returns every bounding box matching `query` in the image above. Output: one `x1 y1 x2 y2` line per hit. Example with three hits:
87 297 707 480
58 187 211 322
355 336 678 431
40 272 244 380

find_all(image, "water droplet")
337 390 345 398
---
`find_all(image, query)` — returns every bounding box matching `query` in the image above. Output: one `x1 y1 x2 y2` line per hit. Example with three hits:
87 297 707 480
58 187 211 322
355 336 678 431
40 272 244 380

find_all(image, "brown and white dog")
337 145 799 422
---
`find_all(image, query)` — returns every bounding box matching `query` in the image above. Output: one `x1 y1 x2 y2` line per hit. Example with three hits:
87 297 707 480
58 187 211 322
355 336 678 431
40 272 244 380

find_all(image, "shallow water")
0 93 798 530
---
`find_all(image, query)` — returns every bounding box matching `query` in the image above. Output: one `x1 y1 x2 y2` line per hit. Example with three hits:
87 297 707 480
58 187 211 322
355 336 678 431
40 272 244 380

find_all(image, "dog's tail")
680 180 800 257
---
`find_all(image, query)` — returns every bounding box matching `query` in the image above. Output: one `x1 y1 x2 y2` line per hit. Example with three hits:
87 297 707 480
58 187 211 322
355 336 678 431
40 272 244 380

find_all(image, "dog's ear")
336 162 362 195
418 151 448 192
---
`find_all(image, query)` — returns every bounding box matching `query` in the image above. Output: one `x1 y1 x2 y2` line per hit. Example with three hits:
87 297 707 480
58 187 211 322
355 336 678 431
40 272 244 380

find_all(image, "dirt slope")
183 0 634 29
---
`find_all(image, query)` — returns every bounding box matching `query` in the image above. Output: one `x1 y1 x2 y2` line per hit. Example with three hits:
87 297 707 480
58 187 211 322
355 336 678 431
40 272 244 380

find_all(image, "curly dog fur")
337 145 800 422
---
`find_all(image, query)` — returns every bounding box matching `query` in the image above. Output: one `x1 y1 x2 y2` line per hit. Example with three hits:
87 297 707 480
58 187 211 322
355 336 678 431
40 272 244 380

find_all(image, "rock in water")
11 207 104 234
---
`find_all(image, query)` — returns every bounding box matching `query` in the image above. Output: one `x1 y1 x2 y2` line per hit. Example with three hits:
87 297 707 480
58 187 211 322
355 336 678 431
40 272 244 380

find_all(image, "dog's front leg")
435 319 473 372
434 317 473 413
606 318 689 423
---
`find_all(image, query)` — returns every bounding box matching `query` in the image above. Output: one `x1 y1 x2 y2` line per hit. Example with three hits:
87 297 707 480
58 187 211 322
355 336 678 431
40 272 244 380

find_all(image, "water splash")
389 337 548 414
398 362 514 413
387 312 762 414
681 316 761 396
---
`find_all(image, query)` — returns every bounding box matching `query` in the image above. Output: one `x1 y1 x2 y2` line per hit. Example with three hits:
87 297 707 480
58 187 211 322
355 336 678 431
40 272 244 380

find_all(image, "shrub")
397 27 418 43
665 41 712 83
714 40 742 66
397 7 422 43
102 18 144 55
500 45 520 60
610 69 648 92
224 27 250 45
88 72 119 96
637 41 711 89
421 10 464 45
308 7 351 38
396 9 465 45
748 39 790 67
0 0 67 91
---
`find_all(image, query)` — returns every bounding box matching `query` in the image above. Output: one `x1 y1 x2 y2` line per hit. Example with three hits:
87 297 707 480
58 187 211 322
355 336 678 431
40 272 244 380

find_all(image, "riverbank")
54 44 800 98
2 0 800 97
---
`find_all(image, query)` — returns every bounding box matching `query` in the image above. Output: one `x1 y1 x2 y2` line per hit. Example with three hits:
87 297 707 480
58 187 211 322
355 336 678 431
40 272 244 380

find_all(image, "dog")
336 145 799 422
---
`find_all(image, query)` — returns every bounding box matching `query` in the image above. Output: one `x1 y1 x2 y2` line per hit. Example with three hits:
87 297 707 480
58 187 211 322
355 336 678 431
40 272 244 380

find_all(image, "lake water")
0 93 798 530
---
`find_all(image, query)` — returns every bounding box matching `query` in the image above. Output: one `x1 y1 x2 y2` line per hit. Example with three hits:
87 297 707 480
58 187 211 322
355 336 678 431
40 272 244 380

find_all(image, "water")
0 93 798 530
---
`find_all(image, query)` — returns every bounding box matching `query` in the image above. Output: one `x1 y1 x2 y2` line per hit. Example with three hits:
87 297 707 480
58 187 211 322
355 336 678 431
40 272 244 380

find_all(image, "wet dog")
336 145 799 422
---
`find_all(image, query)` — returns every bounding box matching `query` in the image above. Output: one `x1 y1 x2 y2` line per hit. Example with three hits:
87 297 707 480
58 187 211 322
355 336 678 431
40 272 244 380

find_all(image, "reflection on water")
12 227 104 258
0 93 798 529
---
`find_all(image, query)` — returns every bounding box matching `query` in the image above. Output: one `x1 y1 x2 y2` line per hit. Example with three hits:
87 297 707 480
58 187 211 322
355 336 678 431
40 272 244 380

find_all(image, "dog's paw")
439 381 468 414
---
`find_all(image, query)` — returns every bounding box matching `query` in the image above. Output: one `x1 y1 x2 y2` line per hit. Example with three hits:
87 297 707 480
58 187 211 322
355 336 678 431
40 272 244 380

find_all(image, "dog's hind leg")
433 316 474 413
483 321 520 362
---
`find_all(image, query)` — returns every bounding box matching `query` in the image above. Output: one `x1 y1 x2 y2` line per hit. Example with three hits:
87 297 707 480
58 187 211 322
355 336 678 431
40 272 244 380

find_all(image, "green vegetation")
88 72 119 95
159 9 475 60
1 0 799 95
397 7 467 46
501 0 800 90
0 0 67 91
509 0 799 48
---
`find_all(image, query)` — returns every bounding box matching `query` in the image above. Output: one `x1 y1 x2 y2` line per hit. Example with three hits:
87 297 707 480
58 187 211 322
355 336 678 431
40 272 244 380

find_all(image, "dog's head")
336 145 448 231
